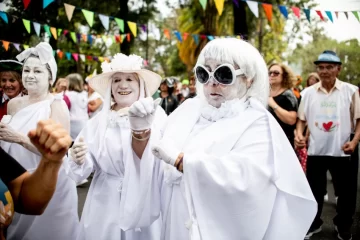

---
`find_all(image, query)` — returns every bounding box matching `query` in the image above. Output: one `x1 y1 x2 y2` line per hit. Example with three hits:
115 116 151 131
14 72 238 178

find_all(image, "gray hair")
66 73 84 92
195 38 269 106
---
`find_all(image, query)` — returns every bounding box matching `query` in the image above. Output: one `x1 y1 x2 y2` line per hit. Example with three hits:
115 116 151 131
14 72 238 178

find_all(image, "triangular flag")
63 30 69 35
57 51 64 59
53 50 56 57
102 35 107 43
43 25 51 37
246 1 259 18
352 11 360 22
316 10 325 21
121 34 127 43
50 27 57 39
164 29 171 39
214 0 225 16
70 32 77 43
115 18 124 32
43 0 54 9
23 0 31 9
335 11 339 19
325 11 333 22
65 52 71 60
2 41 10 51
23 45 29 50
233 0 239 8
0 12 8 24
72 53 79 62
87 55 93 60
82 34 87 42
183 32 189 41
88 34 93 44
127 21 137 37
192 34 199 45
22 19 31 34
303 9 311 22
98 57 104 62
82 9 94 27
57 28 62 36
80 54 85 62
127 33 131 42
291 7 301 19
207 35 214 41
13 43 21 51
64 3 75 22
278 5 288 19
174 31 182 42
262 3 272 22
199 0 207 10
344 12 348 19
33 22 41 36
98 14 109 30
93 57 99 62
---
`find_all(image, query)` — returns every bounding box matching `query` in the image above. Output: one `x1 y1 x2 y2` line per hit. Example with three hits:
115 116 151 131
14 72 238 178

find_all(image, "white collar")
200 98 249 122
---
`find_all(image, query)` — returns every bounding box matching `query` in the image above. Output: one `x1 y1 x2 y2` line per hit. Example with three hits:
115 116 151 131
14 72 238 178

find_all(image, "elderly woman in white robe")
65 53 166 240
0 42 79 240
127 38 317 240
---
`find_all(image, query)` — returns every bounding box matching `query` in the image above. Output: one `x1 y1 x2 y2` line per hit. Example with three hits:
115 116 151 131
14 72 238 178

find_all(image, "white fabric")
67 90 89 140
0 97 79 240
302 81 356 156
88 91 103 119
147 97 317 240
16 42 57 81
64 105 167 240
129 97 160 131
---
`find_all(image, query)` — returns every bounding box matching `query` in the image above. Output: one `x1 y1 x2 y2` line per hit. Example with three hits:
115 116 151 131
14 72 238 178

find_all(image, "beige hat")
88 53 161 97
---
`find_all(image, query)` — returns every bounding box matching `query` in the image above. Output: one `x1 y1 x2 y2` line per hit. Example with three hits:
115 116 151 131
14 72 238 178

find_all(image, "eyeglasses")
268 71 281 77
195 63 245 85
316 65 336 71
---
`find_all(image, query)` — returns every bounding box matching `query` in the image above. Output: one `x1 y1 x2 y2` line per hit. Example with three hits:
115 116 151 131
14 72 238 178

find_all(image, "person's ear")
246 79 253 89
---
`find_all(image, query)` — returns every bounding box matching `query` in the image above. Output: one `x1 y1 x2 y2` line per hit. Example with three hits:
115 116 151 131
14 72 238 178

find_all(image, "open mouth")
118 91 131 95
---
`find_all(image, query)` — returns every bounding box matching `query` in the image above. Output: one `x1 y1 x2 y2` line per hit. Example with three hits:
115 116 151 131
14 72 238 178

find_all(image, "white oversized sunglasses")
195 63 245 85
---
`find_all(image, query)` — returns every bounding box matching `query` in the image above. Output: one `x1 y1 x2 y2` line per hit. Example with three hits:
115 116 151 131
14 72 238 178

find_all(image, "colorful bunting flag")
207 35 214 41
63 30 69 35
80 54 85 62
174 31 182 42
353 11 360 22
43 25 51 37
33 22 41 36
164 29 171 39
246 1 259 18
278 5 288 19
335 11 339 19
325 11 333 22
199 0 207 10
13 43 21 51
0 12 8 24
262 3 272 22
64 3 75 22
43 0 54 9
291 7 301 19
344 12 349 19
50 27 57 39
57 28 62 36
183 32 189 41
82 9 94 27
98 57 104 62
22 19 31 33
214 0 225 16
115 18 124 32
192 34 199 45
127 21 137 37
57 50 64 59
303 9 311 22
65 52 71 60
88 34 93 44
233 0 239 8
82 34 87 42
23 45 29 50
23 0 31 10
70 32 77 43
126 33 131 42
53 50 56 57
72 53 79 62
316 10 324 21
98 14 109 30
2 41 10 51
102 35 107 43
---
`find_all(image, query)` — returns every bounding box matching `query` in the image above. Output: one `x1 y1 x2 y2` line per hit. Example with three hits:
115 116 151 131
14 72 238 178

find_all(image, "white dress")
65 106 167 240
67 91 89 140
147 97 317 240
0 96 79 240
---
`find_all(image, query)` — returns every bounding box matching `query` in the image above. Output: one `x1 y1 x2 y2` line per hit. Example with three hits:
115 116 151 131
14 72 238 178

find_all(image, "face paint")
111 72 140 109
22 57 50 95
203 59 247 108
0 72 21 99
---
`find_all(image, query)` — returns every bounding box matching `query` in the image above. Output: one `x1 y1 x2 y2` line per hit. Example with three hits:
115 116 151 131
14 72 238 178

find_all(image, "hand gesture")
28 119 72 164
129 97 161 131
0 122 22 144
151 140 181 166
70 137 87 165
294 133 306 149
342 141 357 155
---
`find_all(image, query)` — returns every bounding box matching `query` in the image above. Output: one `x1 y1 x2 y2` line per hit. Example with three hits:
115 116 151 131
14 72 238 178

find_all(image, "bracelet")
175 153 184 170
132 129 150 135
273 105 279 111
132 133 150 142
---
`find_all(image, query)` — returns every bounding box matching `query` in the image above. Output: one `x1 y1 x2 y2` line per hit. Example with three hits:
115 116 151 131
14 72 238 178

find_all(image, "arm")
342 90 360 154
88 98 103 113
268 97 297 125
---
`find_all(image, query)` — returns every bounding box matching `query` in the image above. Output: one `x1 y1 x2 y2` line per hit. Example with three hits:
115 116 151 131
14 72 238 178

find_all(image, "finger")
44 129 67 151
75 149 87 159
28 129 37 139
73 143 87 153
78 137 84 143
38 123 59 146
132 101 147 117
49 137 72 154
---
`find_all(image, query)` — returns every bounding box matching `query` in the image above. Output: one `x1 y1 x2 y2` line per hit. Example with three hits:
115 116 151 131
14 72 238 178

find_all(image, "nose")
4 80 12 87
208 77 219 86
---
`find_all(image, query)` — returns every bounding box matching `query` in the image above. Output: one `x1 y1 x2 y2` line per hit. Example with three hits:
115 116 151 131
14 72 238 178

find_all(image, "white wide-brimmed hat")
88 53 161 97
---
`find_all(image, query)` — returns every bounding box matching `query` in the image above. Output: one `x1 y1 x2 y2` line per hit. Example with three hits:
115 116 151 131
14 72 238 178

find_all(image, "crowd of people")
0 38 358 240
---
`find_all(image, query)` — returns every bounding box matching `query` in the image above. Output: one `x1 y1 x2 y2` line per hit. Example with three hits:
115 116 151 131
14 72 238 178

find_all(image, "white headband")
16 42 57 82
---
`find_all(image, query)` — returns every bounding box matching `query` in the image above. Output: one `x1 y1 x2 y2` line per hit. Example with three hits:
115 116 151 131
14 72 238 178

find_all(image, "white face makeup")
111 72 140 108
203 59 247 108
22 57 50 95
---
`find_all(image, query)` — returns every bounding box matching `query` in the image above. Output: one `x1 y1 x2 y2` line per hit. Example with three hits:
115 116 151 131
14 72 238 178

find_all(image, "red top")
0 100 9 121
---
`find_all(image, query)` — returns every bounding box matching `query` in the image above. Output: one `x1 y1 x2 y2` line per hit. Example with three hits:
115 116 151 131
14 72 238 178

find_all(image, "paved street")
76 167 360 240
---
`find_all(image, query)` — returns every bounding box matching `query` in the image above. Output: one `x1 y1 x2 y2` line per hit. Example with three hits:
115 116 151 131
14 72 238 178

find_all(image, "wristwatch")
273 105 279 111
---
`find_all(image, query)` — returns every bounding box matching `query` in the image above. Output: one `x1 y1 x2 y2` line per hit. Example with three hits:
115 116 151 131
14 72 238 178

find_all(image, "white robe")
150 97 317 240
65 106 167 240
0 97 79 240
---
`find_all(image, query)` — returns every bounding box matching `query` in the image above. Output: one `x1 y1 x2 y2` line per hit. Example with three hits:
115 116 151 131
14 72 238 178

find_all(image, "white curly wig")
195 38 269 106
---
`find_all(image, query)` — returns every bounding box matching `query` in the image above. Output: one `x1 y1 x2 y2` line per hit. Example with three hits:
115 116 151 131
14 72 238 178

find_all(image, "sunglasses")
195 63 245 85
268 71 281 77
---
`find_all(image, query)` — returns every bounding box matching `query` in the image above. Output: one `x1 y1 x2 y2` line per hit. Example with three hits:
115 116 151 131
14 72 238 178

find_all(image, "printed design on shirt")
0 179 14 230
314 100 339 132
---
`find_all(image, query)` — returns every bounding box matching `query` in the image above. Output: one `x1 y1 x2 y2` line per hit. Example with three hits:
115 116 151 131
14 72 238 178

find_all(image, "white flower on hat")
101 53 143 73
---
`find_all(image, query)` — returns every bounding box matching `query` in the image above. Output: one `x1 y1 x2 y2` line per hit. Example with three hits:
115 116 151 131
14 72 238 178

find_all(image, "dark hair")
268 63 296 89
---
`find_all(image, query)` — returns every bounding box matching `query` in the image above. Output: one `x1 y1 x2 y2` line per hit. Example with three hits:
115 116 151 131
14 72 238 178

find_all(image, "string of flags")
0 39 112 62
199 0 360 23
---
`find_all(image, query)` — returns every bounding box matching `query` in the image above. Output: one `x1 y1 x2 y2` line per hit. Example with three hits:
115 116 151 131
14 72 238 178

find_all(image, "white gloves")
129 98 161 131
151 140 181 166
0 122 23 144
70 137 87 165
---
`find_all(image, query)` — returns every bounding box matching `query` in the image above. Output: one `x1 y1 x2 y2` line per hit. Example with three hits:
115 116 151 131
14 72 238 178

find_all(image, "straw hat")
88 53 161 97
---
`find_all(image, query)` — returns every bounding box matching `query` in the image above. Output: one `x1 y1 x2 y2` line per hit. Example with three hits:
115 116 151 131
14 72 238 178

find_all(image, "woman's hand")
129 98 161 131
268 97 277 109
28 119 72 164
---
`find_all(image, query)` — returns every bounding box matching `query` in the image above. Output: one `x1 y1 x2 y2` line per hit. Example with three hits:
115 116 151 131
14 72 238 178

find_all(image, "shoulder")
339 80 358 93
51 98 70 117
7 97 25 115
